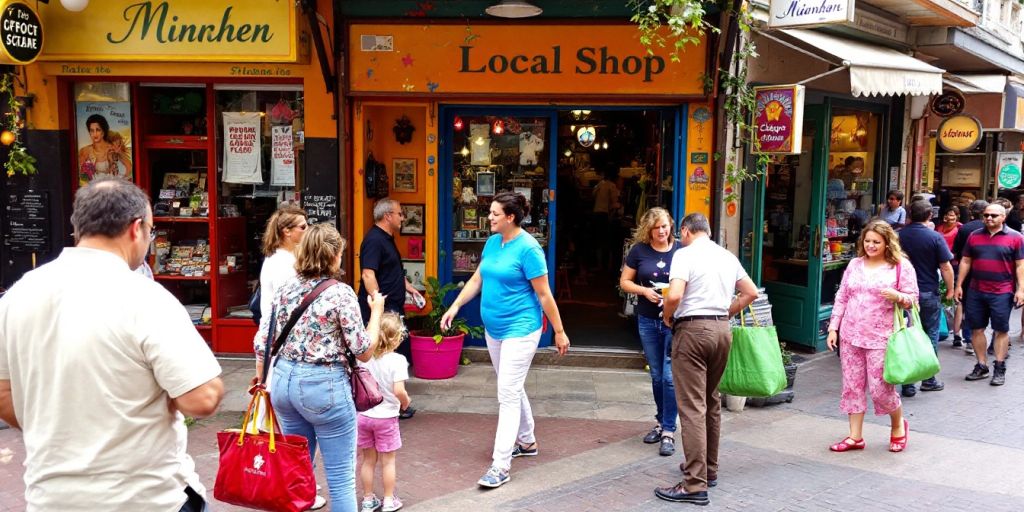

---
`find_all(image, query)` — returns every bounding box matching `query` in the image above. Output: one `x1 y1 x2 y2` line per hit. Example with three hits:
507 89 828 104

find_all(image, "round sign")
999 163 1022 189
0 1 42 64
930 89 965 118
937 114 982 153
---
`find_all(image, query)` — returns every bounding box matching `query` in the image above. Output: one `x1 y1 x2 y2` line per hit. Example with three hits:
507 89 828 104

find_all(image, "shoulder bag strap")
270 278 339 359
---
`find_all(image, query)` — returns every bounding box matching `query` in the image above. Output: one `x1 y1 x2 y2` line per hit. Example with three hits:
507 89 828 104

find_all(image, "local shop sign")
769 0 856 29
937 114 982 153
753 85 805 154
997 152 1023 189
0 1 42 64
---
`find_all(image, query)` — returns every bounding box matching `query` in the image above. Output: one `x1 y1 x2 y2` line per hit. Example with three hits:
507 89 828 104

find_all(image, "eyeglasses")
138 218 156 242
389 210 405 218
982 213 1002 218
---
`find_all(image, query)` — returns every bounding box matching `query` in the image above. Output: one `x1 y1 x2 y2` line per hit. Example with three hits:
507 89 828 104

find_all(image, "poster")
223 112 263 184
753 85 804 154
997 152 1023 189
271 125 296 187
76 101 133 186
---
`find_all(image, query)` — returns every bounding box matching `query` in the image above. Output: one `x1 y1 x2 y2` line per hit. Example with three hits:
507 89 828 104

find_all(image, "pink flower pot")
409 332 465 380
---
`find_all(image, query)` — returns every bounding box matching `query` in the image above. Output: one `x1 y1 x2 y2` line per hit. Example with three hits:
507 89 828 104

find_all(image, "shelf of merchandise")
154 274 212 281
153 216 209 223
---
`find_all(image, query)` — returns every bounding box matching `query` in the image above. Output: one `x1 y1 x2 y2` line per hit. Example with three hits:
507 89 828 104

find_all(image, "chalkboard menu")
4 191 50 253
303 193 338 226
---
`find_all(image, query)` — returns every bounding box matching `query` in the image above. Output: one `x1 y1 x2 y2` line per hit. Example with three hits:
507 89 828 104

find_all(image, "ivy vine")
1 72 37 178
631 0 770 202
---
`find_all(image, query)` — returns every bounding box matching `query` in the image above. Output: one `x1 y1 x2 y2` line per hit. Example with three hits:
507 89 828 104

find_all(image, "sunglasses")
982 214 1002 218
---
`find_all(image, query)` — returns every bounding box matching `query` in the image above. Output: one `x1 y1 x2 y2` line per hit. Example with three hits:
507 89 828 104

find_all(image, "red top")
935 222 960 251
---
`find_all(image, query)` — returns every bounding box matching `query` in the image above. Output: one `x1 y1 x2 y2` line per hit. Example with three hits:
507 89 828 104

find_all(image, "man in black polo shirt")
952 199 988 355
359 199 424 418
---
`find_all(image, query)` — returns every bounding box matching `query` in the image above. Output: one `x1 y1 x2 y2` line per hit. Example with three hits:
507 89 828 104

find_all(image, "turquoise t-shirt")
479 231 548 339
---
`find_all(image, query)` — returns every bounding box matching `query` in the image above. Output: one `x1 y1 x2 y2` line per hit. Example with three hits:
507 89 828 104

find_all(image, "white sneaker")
309 494 327 510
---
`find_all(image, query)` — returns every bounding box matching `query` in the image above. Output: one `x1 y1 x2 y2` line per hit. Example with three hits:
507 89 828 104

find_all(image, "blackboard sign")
4 191 50 253
303 193 338 226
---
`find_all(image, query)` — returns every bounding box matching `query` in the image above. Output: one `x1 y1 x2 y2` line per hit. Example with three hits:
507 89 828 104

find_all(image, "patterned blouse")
828 257 919 350
254 277 371 366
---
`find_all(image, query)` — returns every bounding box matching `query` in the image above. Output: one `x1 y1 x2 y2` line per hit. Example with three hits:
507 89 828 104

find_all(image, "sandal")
828 437 865 452
889 419 909 453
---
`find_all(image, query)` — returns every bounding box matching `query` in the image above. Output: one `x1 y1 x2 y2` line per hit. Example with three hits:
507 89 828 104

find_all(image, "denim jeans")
637 315 677 433
486 328 541 471
919 291 942 354
272 358 358 512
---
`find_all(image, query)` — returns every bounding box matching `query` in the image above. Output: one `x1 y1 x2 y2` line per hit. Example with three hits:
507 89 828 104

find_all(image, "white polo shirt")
669 236 749 318
0 247 222 511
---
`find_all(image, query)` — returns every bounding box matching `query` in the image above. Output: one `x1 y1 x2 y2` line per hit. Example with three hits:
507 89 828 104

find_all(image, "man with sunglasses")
955 204 1024 386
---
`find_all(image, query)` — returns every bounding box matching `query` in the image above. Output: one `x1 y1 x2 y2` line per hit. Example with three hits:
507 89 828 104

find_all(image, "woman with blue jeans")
441 192 571 489
619 207 682 456
255 224 385 511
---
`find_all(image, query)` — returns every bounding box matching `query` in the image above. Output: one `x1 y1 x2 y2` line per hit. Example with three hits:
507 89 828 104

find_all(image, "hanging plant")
1 72 37 178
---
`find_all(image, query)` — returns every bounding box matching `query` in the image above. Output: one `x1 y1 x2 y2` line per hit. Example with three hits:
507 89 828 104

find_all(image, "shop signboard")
0 0 42 64
752 85 805 154
3 191 50 253
937 114 982 153
997 152 1023 189
37 0 299 62
768 0 856 29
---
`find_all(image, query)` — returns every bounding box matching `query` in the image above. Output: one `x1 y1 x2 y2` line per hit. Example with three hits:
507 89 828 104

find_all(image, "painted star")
401 54 414 67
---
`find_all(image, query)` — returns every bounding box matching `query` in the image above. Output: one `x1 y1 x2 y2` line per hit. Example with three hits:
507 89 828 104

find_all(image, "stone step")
462 346 647 369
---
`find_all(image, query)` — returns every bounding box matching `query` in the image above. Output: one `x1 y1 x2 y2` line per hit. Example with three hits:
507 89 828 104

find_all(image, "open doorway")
554 109 676 350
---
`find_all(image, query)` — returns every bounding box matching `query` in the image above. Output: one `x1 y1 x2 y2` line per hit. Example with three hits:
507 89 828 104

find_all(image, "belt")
673 315 728 327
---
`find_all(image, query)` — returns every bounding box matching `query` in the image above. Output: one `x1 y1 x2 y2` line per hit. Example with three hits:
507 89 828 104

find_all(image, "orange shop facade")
345 23 715 349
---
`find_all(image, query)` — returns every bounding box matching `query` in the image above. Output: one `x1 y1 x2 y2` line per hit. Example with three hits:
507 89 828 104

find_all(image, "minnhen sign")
768 0 856 29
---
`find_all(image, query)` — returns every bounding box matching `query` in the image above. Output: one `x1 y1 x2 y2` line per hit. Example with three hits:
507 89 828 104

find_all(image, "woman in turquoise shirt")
441 191 571 489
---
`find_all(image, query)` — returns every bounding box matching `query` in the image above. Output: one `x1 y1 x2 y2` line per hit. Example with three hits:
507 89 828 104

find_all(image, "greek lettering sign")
997 152 1023 189
937 114 982 153
769 0 856 29
753 85 805 154
0 1 42 64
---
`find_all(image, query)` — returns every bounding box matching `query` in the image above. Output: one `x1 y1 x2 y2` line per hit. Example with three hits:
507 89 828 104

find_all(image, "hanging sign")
0 0 43 64
997 152 1023 189
768 0 856 29
222 112 262 184
753 85 805 154
936 114 982 153
270 125 296 186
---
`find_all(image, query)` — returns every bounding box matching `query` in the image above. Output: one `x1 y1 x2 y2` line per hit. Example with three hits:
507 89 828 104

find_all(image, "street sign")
997 152 1023 189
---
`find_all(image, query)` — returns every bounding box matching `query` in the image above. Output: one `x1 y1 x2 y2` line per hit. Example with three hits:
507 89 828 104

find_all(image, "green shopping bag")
719 308 788 398
883 304 941 385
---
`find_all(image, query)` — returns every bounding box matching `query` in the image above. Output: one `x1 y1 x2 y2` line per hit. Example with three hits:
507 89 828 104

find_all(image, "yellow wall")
685 102 714 217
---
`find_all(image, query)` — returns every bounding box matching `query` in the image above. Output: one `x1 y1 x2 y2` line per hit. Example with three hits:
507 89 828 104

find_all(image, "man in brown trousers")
656 213 759 506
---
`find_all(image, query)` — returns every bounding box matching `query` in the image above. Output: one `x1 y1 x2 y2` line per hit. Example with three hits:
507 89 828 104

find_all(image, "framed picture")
400 203 425 235
463 208 479 230
402 260 426 291
476 171 495 196
407 238 424 260
392 158 417 192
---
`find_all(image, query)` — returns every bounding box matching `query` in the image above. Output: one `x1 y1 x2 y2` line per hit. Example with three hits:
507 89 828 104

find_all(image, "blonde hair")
857 220 904 265
631 207 674 245
373 312 406 358
262 205 308 256
294 223 346 279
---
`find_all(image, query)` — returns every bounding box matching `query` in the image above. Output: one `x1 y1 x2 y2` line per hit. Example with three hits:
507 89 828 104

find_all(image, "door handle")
812 225 821 258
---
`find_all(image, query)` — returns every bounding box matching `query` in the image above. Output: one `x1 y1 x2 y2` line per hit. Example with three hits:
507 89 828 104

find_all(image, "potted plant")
408 277 484 380
781 342 798 389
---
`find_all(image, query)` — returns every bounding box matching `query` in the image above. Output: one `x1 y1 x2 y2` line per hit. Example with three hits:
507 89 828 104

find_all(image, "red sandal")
889 419 909 453
828 437 865 452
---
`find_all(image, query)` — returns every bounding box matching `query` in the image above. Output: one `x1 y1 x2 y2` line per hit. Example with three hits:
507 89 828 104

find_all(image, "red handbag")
214 387 317 512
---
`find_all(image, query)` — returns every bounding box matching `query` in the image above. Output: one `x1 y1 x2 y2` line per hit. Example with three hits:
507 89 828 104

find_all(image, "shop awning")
943 74 1007 94
776 29 945 97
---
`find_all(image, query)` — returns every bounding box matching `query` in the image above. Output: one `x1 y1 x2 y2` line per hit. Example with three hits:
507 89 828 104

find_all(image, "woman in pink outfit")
826 220 917 453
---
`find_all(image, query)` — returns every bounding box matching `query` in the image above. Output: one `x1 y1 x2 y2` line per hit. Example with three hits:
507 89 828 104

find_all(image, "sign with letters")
937 114 982 153
753 85 805 154
0 0 43 64
769 0 856 29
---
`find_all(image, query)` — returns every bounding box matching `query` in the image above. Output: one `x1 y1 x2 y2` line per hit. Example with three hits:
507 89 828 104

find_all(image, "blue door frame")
438 104 688 347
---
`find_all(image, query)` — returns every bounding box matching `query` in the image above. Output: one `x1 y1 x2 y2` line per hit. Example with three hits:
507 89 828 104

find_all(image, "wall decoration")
463 208 479 230
407 238 425 260
392 158 417 192
476 171 495 196
76 101 134 186
402 260 426 291
393 115 415 144
400 203 425 235
223 112 263 184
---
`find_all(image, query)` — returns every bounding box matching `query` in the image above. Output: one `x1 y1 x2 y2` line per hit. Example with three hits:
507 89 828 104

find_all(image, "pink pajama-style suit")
828 257 918 415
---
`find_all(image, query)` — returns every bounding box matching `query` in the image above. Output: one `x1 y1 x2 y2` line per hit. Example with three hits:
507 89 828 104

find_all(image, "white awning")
943 74 1007 94
779 29 945 98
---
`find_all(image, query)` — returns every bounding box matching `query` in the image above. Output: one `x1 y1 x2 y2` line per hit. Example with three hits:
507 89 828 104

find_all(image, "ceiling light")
454 116 464 131
60 0 90 11
485 0 542 18
460 145 470 157
492 119 505 135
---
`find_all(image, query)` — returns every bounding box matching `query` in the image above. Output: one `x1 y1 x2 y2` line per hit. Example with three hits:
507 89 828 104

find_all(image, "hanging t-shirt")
625 241 683 319
479 232 548 339
519 132 545 166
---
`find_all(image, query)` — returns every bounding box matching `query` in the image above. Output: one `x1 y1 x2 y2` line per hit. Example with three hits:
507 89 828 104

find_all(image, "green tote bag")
719 308 788 398
883 304 941 385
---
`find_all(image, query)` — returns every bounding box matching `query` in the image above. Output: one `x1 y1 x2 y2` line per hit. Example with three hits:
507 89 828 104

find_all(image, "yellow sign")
937 114 982 153
37 0 299 62
349 24 706 96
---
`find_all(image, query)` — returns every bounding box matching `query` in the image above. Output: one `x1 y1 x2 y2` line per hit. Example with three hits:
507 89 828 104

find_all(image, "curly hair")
857 220 904 265
373 312 407 358
631 207 674 245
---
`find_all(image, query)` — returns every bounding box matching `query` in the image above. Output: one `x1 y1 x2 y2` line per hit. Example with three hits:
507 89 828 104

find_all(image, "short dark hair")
493 191 530 226
71 177 149 239
969 199 989 218
85 114 110 138
887 190 904 202
681 212 711 236
909 200 933 223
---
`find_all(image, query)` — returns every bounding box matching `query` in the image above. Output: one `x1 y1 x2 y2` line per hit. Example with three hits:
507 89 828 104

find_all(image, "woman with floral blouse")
827 220 918 453
255 223 385 511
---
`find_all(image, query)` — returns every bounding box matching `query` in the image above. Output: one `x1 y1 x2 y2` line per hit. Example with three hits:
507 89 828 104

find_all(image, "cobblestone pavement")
1 334 1022 511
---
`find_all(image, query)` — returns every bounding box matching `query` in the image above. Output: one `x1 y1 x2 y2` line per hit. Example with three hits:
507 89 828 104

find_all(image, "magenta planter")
409 332 465 379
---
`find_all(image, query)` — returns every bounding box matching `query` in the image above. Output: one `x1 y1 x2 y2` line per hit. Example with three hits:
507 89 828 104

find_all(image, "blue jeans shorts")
965 290 1013 333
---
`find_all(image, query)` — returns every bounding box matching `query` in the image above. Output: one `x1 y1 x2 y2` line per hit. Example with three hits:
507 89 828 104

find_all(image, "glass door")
761 105 827 347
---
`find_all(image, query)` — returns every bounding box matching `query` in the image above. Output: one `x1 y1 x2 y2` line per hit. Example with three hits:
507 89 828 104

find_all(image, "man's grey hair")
373 198 398 222
681 213 711 236
71 177 149 239
969 199 989 218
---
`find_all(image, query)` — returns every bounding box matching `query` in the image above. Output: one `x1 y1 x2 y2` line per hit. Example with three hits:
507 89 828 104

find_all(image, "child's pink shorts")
357 414 402 452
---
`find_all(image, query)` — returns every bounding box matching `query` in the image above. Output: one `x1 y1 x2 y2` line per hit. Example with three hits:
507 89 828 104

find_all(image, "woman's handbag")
348 355 385 412
883 304 941 385
718 307 788 398
214 387 316 512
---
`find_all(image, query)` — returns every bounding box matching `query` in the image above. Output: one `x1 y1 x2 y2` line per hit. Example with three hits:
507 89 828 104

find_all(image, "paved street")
2 336 1022 511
